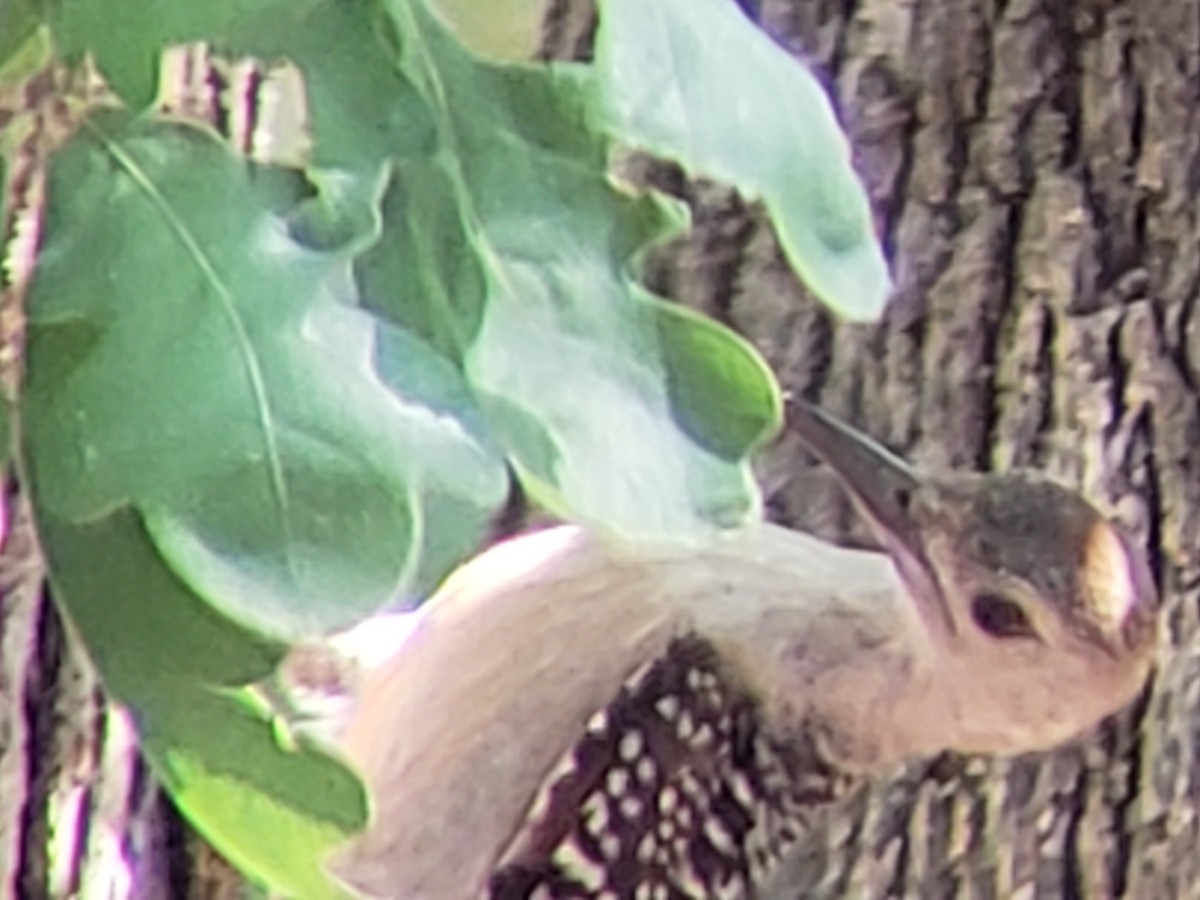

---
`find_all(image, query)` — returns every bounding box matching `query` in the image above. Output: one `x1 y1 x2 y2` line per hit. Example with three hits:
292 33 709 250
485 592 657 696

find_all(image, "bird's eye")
971 593 1036 639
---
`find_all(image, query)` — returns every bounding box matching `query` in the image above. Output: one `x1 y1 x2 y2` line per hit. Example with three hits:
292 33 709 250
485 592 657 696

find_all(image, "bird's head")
788 402 1161 756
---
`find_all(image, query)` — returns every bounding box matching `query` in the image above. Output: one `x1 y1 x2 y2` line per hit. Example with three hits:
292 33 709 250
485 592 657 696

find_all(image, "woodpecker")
325 403 1160 900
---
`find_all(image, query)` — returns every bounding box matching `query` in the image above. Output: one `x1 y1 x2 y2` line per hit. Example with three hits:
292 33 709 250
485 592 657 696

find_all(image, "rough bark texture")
3 0 1199 897
542 1 1200 896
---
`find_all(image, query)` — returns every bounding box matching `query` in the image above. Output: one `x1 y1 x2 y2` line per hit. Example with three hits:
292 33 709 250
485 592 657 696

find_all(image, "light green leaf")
427 0 549 60
595 0 891 321
0 0 42 70
0 0 49 87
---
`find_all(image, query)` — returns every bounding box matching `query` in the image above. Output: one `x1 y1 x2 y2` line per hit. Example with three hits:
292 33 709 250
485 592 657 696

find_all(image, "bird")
323 402 1161 900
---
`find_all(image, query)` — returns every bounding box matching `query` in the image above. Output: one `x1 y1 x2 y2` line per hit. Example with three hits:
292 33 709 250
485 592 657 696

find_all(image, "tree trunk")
5 0 1199 896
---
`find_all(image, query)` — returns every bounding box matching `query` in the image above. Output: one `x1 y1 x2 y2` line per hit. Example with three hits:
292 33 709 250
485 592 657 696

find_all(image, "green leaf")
36 508 362 899
653 298 782 461
44 0 781 537
594 0 891 321
48 0 280 108
426 0 549 60
48 0 437 172
226 1 436 181
21 112 507 639
48 0 434 250
0 0 41 68
43 0 783 536
0 0 48 86
357 0 781 537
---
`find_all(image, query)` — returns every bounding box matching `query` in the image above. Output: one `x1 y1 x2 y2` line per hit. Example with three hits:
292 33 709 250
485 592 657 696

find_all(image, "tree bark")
545 0 1198 896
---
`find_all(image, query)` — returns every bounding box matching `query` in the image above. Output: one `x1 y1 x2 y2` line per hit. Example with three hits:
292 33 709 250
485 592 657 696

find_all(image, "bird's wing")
486 633 856 900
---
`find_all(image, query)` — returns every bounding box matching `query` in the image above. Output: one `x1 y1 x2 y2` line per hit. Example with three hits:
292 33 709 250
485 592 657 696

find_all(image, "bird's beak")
786 400 956 636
